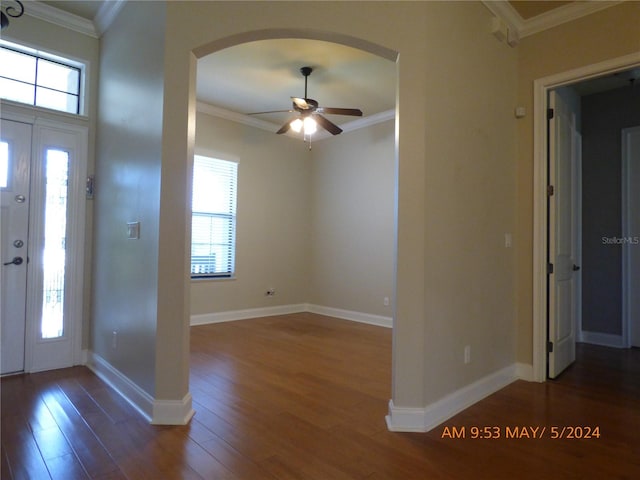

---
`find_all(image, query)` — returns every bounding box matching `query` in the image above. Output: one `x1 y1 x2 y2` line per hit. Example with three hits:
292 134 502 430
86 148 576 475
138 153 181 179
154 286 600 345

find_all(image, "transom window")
191 155 238 278
0 41 82 115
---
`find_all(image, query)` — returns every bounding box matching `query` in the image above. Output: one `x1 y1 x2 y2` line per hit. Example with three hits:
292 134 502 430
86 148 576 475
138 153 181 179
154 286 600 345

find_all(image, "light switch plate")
127 222 140 239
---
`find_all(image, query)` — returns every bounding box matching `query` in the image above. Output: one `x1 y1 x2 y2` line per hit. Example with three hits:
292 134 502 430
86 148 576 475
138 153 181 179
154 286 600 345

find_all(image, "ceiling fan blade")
315 114 343 135
318 107 363 117
276 115 302 134
276 121 292 134
247 109 293 115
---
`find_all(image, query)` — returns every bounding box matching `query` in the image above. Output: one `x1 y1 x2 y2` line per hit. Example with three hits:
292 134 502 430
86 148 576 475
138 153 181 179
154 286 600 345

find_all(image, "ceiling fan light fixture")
290 118 303 133
303 117 317 135
250 65 361 139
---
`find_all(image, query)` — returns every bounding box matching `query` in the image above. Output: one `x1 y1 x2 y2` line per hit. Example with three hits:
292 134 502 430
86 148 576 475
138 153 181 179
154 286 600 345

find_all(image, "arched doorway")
187 29 399 422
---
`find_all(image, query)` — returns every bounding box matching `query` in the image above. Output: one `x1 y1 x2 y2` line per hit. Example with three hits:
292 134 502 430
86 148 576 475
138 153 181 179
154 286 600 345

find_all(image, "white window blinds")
191 155 237 278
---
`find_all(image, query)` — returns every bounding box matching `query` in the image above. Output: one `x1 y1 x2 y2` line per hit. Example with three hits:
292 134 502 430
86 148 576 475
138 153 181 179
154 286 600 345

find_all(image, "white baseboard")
152 393 195 425
86 352 154 422
386 364 518 432
384 401 430 433
515 362 534 381
191 304 307 325
306 304 393 328
190 303 393 328
579 331 625 348
86 352 194 425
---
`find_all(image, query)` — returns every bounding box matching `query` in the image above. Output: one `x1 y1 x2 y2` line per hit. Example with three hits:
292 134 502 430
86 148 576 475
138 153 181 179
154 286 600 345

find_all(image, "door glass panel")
0 142 8 188
41 149 69 339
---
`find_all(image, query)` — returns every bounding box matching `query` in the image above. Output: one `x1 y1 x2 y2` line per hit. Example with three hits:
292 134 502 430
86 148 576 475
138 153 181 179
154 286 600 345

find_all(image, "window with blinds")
191 155 237 278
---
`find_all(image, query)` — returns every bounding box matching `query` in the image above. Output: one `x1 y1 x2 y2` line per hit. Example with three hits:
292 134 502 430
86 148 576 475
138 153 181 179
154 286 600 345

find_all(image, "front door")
1 119 31 375
1 115 87 375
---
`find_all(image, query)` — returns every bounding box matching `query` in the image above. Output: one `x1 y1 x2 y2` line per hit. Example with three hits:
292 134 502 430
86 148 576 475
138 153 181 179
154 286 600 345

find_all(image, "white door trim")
622 126 640 348
532 51 640 382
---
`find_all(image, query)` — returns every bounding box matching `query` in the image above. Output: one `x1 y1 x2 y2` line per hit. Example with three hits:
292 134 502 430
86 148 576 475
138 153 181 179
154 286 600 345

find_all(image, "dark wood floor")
2 313 639 479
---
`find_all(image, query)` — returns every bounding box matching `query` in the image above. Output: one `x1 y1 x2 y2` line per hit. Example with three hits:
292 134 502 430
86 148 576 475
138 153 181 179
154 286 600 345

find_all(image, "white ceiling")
41 0 103 20
196 39 397 131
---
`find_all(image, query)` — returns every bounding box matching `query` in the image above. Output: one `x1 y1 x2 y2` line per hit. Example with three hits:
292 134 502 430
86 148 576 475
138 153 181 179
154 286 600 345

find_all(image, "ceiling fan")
250 66 363 136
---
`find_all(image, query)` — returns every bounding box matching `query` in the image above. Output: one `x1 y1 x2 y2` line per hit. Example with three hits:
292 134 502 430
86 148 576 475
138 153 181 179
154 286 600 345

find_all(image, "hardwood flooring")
2 313 639 479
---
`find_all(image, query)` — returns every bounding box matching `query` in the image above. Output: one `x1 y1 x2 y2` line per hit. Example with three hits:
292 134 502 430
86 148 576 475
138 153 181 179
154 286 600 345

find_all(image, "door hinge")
547 262 554 275
547 341 554 353
547 108 555 120
547 185 555 196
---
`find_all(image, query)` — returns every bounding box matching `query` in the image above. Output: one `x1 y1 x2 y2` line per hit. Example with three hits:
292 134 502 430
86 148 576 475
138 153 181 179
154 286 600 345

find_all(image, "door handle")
572 264 581 271
3 256 23 266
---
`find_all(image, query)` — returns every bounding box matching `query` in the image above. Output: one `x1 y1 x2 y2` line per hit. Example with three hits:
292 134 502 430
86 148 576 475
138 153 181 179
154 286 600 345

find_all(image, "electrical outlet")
464 345 471 364
266 288 276 296
504 233 512 248
383 297 390 306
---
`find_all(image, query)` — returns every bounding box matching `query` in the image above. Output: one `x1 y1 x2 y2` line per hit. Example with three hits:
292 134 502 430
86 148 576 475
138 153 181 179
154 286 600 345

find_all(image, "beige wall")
420 1 518 397
191 112 310 314
191 113 395 319
309 120 395 317
162 0 518 411
2 14 100 352
92 1 166 396
515 2 640 364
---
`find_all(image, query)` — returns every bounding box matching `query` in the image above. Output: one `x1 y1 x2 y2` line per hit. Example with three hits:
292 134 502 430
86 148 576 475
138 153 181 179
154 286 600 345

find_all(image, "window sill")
191 276 236 283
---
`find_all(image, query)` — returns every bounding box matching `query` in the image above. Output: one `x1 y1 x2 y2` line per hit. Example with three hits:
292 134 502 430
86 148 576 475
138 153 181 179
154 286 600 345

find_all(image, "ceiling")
41 0 102 19
34 1 637 132
196 39 397 131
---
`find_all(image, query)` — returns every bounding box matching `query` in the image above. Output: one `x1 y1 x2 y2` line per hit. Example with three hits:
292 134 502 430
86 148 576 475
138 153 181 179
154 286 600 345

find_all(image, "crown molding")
340 109 395 133
483 0 624 38
197 101 395 140
482 1 524 33
519 0 624 37
24 0 128 38
94 0 127 36
196 102 282 134
25 1 98 38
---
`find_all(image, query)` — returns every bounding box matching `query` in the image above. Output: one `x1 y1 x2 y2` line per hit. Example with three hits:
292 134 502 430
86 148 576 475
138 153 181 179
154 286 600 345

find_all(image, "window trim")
0 40 84 116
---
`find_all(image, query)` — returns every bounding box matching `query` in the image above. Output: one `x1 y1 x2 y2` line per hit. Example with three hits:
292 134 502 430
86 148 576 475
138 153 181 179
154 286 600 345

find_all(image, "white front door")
1 119 32 375
1 114 87 375
548 89 581 379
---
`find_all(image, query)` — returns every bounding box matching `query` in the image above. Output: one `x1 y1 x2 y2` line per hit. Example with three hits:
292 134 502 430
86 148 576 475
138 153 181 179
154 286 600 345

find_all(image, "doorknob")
572 264 581 271
3 256 23 266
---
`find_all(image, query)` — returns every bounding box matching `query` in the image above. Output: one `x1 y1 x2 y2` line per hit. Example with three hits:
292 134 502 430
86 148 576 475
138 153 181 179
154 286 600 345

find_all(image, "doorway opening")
533 53 640 381
187 31 399 415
